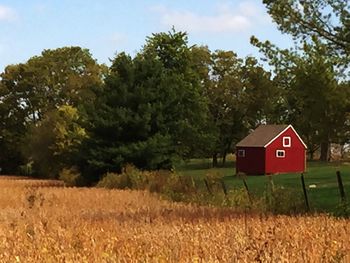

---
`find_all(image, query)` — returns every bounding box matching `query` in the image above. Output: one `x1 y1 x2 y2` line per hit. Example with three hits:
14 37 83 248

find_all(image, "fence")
188 169 350 216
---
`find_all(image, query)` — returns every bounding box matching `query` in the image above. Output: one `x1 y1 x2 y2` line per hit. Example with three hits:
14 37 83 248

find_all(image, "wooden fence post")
204 179 212 195
336 171 346 202
220 179 228 196
300 173 310 212
265 175 274 208
242 179 252 204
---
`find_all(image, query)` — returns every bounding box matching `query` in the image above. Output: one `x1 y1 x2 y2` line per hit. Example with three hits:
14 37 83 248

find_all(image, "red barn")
236 124 307 175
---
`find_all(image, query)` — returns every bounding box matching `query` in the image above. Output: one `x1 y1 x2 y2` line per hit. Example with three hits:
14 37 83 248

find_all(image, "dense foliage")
0 21 349 182
263 0 350 57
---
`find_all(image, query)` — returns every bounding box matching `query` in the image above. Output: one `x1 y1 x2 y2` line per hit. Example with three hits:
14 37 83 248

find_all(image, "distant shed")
236 124 307 175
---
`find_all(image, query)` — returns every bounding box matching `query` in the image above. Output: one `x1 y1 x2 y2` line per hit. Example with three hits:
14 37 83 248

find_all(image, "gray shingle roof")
236 124 289 147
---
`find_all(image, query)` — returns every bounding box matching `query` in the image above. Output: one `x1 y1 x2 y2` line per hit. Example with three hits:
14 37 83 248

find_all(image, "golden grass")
0 176 349 262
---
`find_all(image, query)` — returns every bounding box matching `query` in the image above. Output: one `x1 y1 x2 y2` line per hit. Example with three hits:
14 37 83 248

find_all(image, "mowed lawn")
177 158 350 212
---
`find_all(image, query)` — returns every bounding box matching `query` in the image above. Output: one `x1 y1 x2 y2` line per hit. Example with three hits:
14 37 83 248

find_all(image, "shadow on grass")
177 159 236 171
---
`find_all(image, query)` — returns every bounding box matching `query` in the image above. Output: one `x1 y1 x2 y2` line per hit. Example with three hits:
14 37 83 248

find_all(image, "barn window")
237 149 245 157
283 137 291 147
276 150 285 158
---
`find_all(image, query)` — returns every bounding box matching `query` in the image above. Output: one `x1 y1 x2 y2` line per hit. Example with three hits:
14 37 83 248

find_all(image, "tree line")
0 0 349 183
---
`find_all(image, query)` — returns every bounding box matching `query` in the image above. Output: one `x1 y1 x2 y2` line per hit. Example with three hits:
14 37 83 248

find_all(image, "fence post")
242 179 252 204
265 175 274 209
220 179 228 196
204 179 212 195
300 173 310 212
336 171 346 202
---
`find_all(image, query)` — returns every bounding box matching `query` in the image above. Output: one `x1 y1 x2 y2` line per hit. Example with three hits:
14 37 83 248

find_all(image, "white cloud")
0 5 17 22
152 1 267 34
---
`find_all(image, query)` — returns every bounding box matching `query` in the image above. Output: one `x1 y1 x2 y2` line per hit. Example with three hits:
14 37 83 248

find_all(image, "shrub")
96 172 132 189
18 162 34 176
225 188 253 208
333 201 350 218
204 171 224 194
59 167 84 187
122 164 148 190
163 173 197 202
145 170 170 193
263 186 306 215
96 166 173 191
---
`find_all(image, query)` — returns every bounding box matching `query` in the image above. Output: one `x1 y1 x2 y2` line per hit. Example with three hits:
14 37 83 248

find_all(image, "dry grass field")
0 176 349 262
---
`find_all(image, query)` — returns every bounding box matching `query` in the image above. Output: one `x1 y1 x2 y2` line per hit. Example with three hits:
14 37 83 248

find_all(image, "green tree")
240 57 278 127
206 50 245 166
200 50 276 166
0 77 26 173
80 52 176 179
252 37 350 160
263 0 350 57
143 30 211 158
0 46 103 174
24 105 87 178
81 30 211 180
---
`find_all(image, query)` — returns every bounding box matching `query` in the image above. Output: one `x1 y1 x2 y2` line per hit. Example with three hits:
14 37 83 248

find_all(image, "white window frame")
283 136 291 147
276 150 285 158
237 149 245 157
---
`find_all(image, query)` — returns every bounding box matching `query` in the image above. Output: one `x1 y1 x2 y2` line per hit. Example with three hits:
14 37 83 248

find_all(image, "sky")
0 0 294 72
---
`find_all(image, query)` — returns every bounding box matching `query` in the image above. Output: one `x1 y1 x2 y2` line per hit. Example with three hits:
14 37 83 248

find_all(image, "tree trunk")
308 150 314 161
319 141 329 161
212 153 218 167
222 152 227 166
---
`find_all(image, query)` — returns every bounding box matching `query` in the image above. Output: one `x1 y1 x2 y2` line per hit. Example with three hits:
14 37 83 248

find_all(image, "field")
0 176 349 262
177 160 350 212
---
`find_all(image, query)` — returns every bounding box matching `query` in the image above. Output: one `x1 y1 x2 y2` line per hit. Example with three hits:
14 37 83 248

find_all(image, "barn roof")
236 124 289 147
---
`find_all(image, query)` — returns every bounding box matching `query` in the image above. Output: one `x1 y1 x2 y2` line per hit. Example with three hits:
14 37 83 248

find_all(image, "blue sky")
0 0 293 71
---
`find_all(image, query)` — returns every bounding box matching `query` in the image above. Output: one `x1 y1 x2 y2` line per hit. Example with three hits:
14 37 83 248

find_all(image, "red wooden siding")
236 147 265 175
265 127 305 174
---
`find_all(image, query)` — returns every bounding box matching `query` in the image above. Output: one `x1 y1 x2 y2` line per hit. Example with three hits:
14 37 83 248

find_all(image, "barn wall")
265 127 306 174
236 147 265 175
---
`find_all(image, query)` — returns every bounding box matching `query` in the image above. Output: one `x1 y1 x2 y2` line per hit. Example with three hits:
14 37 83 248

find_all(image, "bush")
333 202 350 218
59 167 84 187
96 166 173 191
18 162 34 176
225 188 253 208
162 173 197 201
96 172 132 189
94 165 308 215
145 170 171 193
122 164 148 190
263 186 306 215
204 171 225 194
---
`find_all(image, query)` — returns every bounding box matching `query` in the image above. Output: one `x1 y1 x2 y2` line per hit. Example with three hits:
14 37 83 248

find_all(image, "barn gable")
264 125 307 149
236 124 306 149
236 125 288 147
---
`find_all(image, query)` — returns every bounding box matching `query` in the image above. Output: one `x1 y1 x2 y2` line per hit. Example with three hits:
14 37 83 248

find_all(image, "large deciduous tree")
258 0 350 160
0 46 103 174
252 37 350 160
24 105 87 178
263 0 350 57
191 47 277 166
